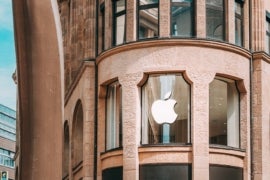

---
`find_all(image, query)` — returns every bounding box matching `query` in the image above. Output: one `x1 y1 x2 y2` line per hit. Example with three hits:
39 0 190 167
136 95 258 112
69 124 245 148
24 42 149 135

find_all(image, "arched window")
72 100 83 167
106 81 122 150
63 121 70 178
141 74 191 144
209 77 240 148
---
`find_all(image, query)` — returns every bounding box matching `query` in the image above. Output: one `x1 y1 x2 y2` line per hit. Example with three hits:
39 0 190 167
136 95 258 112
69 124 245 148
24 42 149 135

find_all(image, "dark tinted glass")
102 166 123 180
140 164 192 180
210 165 243 180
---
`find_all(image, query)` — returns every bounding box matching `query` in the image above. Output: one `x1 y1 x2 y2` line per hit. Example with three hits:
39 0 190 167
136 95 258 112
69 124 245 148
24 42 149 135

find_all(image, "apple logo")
151 91 178 124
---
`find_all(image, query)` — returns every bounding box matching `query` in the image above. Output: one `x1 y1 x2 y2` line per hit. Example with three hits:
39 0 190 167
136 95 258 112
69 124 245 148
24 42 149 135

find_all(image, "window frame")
170 0 195 37
209 77 241 148
137 0 160 40
112 0 127 46
140 73 191 145
105 81 123 151
266 11 270 54
235 0 244 46
206 0 226 41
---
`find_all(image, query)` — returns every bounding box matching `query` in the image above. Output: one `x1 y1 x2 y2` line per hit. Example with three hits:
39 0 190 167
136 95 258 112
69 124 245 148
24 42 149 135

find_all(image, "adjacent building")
0 104 16 180
12 0 270 180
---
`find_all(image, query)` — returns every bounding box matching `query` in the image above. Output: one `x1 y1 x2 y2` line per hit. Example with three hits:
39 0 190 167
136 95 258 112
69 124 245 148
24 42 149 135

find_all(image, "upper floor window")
113 0 126 46
209 77 240 148
141 74 191 145
235 1 243 46
138 0 159 39
100 3 105 51
206 0 225 41
106 81 122 150
266 11 270 54
171 0 194 37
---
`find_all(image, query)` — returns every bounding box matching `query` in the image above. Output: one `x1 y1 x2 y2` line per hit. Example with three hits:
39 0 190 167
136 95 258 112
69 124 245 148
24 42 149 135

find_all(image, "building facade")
0 104 16 180
12 0 270 180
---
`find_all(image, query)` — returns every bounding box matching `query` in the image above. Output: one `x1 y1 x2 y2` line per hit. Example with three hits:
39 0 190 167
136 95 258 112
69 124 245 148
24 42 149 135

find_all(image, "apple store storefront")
104 73 243 180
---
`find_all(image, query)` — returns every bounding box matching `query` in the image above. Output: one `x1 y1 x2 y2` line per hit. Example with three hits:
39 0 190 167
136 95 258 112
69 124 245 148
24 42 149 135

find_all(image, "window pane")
235 2 243 46
116 0 125 13
102 166 123 180
266 19 270 54
235 17 242 46
142 74 190 144
206 0 224 40
116 15 126 45
140 164 192 180
210 165 243 180
106 82 122 150
139 8 159 39
171 0 193 36
139 0 159 5
209 78 240 148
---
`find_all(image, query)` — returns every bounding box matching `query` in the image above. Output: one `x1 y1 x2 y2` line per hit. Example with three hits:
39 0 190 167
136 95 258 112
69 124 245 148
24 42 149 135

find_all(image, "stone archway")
13 0 64 179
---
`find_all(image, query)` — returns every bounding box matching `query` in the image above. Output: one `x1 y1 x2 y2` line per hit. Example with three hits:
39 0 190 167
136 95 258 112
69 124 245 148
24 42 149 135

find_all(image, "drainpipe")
94 0 99 180
248 0 254 179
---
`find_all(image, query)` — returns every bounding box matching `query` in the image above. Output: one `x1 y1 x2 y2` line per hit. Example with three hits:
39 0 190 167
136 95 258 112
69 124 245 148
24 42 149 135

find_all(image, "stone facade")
12 0 270 180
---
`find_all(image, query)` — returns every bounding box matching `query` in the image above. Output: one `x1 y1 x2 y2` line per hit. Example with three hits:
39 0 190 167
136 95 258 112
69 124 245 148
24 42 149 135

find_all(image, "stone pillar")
119 72 143 180
126 0 136 42
83 64 96 180
196 0 206 38
251 0 265 51
159 0 170 38
187 71 214 180
13 0 64 179
227 0 235 43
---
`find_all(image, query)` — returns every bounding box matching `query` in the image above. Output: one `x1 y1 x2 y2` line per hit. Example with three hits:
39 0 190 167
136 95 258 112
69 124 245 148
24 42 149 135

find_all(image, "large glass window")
113 0 126 46
138 0 159 39
206 0 225 41
102 166 123 180
142 74 191 144
209 77 240 148
210 165 243 180
266 12 270 54
106 81 122 150
235 1 243 46
0 148 15 168
140 164 192 180
171 0 194 37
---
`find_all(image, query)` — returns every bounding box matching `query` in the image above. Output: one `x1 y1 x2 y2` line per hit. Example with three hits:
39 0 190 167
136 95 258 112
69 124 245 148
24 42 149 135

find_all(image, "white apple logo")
151 91 178 124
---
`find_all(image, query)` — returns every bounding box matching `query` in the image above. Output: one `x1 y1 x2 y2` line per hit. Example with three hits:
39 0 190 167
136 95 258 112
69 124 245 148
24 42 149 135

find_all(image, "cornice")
252 51 270 64
96 39 252 64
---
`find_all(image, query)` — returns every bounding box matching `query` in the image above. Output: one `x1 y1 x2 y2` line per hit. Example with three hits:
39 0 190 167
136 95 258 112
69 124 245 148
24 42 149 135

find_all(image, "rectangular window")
210 165 243 180
106 82 122 150
113 0 126 46
206 0 225 41
102 166 123 180
100 3 105 51
138 0 159 39
266 11 270 54
140 164 192 180
235 1 243 46
171 0 194 37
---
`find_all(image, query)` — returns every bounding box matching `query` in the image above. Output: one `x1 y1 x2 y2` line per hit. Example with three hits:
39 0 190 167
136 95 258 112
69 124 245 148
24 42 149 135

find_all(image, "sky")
0 0 16 110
